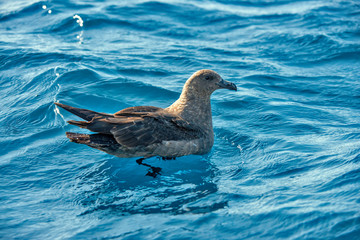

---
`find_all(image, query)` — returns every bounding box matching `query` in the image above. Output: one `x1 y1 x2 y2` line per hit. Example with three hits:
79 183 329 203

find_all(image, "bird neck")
167 89 213 128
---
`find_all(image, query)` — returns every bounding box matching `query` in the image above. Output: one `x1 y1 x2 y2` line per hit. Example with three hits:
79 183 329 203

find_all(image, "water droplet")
42 5 47 9
73 15 84 27
72 15 84 43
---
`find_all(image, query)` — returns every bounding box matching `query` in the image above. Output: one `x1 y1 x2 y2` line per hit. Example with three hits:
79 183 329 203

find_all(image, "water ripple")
1 0 360 239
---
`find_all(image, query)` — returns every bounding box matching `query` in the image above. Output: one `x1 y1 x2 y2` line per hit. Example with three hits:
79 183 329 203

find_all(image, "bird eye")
205 76 210 80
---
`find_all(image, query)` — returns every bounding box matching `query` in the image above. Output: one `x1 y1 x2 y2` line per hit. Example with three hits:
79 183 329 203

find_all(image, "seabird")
55 69 237 161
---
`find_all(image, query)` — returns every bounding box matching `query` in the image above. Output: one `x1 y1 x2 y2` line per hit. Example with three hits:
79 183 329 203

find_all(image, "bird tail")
55 102 111 121
66 132 91 144
65 132 127 157
66 132 120 156
66 132 119 146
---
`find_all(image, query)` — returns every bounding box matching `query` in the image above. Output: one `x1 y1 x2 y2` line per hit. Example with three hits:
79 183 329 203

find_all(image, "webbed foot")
136 157 162 178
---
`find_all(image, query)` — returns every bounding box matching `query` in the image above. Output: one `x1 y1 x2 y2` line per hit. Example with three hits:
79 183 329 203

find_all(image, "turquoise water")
1 0 360 239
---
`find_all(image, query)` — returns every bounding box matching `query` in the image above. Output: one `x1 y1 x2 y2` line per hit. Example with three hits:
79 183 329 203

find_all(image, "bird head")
184 69 237 97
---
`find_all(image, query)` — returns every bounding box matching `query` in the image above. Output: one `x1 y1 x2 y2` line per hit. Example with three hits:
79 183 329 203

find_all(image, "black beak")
217 78 237 91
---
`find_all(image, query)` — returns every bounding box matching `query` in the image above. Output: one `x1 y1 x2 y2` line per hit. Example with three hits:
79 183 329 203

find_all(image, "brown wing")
75 106 205 148
109 113 204 148
68 106 164 133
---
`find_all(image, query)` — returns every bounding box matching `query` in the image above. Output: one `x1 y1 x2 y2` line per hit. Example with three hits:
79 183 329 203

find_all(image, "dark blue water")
1 0 360 239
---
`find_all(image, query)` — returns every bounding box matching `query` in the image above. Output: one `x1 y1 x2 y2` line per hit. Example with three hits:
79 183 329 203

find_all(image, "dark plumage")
55 69 237 158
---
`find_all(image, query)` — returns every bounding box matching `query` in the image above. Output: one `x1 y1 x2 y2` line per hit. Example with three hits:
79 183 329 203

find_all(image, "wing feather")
110 114 204 147
61 104 204 148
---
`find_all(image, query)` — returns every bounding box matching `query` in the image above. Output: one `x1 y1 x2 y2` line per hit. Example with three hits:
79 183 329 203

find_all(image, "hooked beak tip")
217 79 237 91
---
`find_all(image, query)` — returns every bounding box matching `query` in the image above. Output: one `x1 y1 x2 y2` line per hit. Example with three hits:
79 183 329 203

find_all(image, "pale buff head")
182 69 237 97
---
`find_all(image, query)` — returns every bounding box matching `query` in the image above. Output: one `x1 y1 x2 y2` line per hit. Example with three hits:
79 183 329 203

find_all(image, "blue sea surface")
1 0 360 239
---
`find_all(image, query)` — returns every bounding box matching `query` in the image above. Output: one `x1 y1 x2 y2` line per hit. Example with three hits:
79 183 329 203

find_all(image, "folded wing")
110 112 204 147
57 103 204 148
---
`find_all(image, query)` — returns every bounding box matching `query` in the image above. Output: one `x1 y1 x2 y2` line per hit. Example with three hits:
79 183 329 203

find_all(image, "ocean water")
1 0 360 239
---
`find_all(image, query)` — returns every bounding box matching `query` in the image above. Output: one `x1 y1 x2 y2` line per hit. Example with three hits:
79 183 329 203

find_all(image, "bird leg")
136 157 162 178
